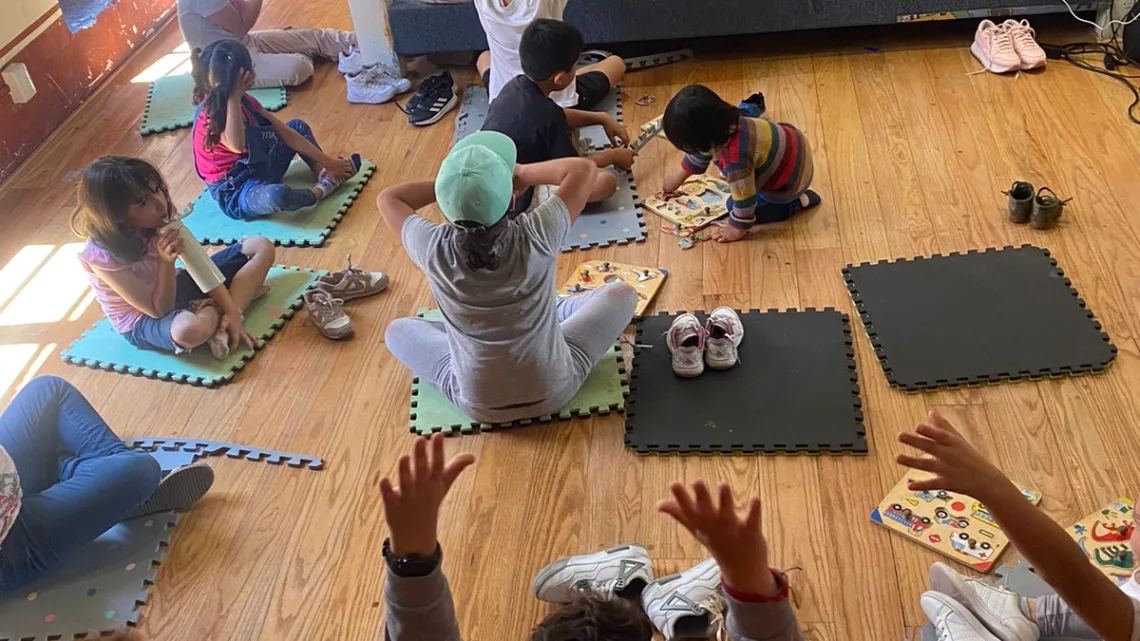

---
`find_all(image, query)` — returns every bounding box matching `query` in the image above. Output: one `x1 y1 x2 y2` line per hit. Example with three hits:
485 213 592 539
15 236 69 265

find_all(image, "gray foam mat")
451 84 624 151
0 513 178 640
562 168 646 252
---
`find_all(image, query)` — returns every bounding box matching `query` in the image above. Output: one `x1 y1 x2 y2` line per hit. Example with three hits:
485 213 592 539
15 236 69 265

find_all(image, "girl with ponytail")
190 39 362 220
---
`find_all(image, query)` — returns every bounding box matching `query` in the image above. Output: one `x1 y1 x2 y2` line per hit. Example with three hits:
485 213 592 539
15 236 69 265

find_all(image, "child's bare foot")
207 327 230 360
711 225 749 243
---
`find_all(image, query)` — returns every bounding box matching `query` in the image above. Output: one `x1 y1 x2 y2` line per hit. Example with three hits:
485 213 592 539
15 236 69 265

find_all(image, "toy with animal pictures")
558 260 668 318
870 472 1042 572
1068 497 1137 584
644 175 731 231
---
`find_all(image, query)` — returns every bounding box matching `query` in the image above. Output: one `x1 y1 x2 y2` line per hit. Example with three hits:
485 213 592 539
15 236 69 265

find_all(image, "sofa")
387 0 1101 56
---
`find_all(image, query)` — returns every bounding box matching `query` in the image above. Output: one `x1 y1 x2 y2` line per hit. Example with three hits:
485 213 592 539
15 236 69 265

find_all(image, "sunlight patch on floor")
0 344 41 401
130 41 194 84
0 243 90 327
0 245 55 311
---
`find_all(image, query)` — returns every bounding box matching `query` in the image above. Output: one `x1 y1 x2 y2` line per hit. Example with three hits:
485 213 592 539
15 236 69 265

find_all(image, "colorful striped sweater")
681 116 812 228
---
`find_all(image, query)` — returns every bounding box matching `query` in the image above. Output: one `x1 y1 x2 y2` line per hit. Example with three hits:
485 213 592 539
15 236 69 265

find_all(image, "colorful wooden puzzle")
644 175 731 231
558 260 667 318
1068 497 1136 585
870 472 1042 572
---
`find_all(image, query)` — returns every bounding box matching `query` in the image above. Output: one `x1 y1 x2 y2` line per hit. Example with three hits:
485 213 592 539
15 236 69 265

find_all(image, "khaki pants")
243 28 356 88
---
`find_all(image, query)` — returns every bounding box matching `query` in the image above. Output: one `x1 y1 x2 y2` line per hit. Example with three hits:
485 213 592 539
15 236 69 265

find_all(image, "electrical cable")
1040 38 1140 124
1060 0 1140 32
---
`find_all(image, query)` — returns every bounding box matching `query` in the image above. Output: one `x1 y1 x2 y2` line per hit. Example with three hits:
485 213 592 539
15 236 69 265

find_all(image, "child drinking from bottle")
72 155 274 358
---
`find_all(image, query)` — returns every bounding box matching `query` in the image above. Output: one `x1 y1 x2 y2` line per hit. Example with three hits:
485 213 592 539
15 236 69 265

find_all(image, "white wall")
1 0 60 51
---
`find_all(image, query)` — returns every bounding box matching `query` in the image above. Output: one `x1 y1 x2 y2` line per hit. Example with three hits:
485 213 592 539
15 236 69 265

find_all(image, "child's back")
474 0 578 107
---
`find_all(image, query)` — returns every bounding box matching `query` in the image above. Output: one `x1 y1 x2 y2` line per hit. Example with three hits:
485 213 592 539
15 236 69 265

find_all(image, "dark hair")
452 217 509 271
530 594 654 641
663 85 741 155
520 19 584 82
190 39 254 149
72 156 169 262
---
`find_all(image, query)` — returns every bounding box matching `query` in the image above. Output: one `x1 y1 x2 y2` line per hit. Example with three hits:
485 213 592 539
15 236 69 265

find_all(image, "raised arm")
513 157 596 223
376 181 436 234
897 411 1136 641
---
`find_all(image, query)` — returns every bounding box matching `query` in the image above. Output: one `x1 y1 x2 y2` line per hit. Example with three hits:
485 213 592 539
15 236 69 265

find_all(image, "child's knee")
476 50 491 73
280 55 315 86
170 312 216 350
242 235 275 261
120 450 162 496
606 281 638 309
601 55 626 83
592 169 618 200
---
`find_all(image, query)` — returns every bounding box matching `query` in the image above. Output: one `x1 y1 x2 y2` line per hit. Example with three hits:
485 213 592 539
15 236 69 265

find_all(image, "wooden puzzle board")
870 472 1042 572
644 175 731 231
558 261 667 318
1068 497 1137 584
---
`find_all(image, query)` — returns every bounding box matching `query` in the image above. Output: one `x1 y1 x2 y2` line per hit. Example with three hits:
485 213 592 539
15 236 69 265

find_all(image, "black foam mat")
624 309 867 455
843 245 1116 392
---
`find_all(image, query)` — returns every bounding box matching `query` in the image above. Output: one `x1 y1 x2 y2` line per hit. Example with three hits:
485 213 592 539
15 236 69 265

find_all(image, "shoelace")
989 23 1016 56
1008 21 1038 49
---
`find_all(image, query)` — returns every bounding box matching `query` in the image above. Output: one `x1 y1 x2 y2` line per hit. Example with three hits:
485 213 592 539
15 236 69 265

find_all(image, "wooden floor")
3 5 1140 639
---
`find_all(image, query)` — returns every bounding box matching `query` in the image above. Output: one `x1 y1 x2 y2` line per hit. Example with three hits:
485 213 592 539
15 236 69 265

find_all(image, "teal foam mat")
61 265 321 387
139 73 287 135
185 158 375 247
408 308 629 435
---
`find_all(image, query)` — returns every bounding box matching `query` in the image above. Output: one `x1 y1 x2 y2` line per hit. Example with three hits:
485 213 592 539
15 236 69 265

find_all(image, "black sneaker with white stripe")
405 71 457 127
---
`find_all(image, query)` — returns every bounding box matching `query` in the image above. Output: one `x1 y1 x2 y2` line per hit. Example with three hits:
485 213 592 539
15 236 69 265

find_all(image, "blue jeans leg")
264 119 321 181
237 180 319 218
0 376 161 592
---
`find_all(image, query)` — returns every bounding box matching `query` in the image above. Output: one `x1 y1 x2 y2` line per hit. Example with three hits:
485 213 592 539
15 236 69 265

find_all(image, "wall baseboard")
0 0 175 183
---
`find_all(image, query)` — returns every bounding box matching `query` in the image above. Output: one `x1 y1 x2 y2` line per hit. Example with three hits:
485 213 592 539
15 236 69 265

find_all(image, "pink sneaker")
1003 19 1047 70
666 314 706 378
970 20 1020 74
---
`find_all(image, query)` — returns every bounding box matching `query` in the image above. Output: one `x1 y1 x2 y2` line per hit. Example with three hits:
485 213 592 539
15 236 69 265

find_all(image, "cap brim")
451 130 517 172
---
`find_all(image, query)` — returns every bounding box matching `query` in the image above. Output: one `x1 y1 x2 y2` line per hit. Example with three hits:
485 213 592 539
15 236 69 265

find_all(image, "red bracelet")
722 570 789 603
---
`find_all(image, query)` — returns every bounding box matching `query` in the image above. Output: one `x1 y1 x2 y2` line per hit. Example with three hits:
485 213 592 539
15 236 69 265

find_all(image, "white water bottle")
162 219 225 293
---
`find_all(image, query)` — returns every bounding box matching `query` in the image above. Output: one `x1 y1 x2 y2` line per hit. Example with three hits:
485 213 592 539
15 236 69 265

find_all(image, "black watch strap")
383 539 443 578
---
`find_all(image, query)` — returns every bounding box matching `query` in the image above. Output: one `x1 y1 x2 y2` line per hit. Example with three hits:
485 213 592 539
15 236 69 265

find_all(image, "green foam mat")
408 308 629 435
185 158 375 247
140 73 287 135
61 265 321 387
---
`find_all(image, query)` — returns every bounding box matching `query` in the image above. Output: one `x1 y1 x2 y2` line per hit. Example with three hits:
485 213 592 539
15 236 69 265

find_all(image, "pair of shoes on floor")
532 545 724 641
303 254 390 340
314 153 364 199
1003 181 1070 229
921 562 1040 641
972 19 1047 74
339 49 412 104
403 70 458 127
126 463 215 519
667 308 745 378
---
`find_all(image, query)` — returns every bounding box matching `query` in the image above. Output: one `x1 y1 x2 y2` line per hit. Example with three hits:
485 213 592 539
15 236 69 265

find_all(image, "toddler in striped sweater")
661 84 821 243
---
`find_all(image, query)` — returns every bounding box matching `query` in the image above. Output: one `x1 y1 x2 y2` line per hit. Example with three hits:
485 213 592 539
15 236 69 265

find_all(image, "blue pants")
0 376 160 593
208 118 323 220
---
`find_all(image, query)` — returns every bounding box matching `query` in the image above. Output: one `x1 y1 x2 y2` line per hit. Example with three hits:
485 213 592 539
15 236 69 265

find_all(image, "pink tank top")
193 94 264 184
77 238 160 333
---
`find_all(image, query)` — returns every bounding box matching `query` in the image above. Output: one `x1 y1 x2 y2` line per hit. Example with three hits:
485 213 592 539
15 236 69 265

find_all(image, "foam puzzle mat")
451 84 624 150
844 245 1117 391
140 73 287 135
127 437 324 470
408 308 628 435
562 168 647 252
61 266 321 387
184 158 375 247
0 513 178 641
624 309 867 455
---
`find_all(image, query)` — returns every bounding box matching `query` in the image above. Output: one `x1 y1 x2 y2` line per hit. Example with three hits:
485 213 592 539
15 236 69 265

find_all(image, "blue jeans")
0 376 160 593
207 118 322 220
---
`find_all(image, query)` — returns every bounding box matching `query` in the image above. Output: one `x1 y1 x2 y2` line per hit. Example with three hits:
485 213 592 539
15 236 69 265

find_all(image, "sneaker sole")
928 564 1026 641
970 42 1019 74
705 357 738 371
318 326 355 340
673 362 704 378
411 92 458 126
531 544 648 598
129 464 215 518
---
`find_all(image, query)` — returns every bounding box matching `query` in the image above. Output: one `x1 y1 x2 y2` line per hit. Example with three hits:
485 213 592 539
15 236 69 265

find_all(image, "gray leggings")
386 282 637 423
1029 594 1101 638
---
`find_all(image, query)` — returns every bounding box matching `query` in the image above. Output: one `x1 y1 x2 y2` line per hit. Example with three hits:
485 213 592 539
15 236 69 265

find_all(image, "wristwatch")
382 538 443 578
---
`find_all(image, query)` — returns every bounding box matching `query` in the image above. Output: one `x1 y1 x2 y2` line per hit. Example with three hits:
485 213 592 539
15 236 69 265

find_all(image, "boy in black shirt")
482 19 636 214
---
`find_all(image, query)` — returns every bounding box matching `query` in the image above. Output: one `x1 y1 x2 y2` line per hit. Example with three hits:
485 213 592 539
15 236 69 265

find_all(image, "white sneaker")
667 313 706 378
338 48 364 75
928 563 1040 641
532 544 653 604
922 591 1003 641
642 558 724 641
346 66 410 105
704 307 744 370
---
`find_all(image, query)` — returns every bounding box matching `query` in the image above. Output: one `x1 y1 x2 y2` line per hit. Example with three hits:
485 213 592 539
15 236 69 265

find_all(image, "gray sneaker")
303 289 353 340
1003 181 1034 224
318 254 390 302
1030 186 1069 230
532 544 654 604
641 557 724 640
127 463 214 519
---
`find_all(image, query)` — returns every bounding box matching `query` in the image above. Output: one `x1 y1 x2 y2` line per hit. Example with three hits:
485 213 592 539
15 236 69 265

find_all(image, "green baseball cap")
435 131 517 228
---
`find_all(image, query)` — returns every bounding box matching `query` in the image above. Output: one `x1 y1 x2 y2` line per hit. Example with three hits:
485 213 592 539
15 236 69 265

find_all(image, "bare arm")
514 157 596 223
563 108 607 129
205 0 261 38
93 262 178 319
220 95 247 154
377 181 436 233
898 412 1135 641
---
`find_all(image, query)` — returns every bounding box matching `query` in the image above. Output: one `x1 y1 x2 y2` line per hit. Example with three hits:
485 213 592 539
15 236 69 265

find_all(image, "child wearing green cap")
377 131 638 425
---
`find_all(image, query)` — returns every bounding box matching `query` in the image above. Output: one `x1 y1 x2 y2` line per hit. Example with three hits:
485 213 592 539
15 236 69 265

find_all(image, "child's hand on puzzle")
661 166 689 197
155 226 185 263
896 410 1012 501
602 115 630 147
658 480 779 597
380 434 476 557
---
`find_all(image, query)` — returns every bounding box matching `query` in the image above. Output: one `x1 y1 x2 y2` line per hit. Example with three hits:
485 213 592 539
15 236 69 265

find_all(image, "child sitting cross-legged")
481 19 635 216
661 84 821 243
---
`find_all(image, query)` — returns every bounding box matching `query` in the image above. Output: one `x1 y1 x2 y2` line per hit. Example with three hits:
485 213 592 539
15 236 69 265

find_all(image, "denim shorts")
122 243 250 353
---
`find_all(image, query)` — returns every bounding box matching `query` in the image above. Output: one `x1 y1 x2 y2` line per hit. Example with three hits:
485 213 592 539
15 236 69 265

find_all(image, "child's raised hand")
658 481 778 597
234 70 255 95
603 116 630 147
896 410 1011 500
156 226 184 263
381 434 475 557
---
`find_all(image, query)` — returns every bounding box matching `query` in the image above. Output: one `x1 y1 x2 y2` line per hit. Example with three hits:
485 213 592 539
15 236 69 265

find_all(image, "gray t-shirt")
178 0 238 50
401 196 574 414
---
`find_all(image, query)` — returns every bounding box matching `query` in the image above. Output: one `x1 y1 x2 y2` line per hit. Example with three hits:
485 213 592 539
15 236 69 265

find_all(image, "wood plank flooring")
1 7 1138 640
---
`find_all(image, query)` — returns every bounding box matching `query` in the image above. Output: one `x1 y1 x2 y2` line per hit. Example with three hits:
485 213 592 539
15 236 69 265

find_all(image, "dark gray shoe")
1004 181 1034 224
127 463 214 518
1030 186 1069 230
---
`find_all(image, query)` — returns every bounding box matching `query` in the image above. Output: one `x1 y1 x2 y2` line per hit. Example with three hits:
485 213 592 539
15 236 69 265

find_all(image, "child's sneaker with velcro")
667 313 706 378
531 544 654 604
704 307 744 370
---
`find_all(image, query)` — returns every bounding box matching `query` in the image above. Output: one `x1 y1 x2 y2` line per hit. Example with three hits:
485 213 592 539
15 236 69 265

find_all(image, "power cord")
1040 39 1140 124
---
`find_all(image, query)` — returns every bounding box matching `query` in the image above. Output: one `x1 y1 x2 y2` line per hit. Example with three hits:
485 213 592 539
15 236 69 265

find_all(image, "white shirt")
474 0 578 108
0 445 21 547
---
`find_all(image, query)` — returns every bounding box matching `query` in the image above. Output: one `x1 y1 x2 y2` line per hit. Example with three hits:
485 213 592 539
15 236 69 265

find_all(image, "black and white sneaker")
405 71 457 127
